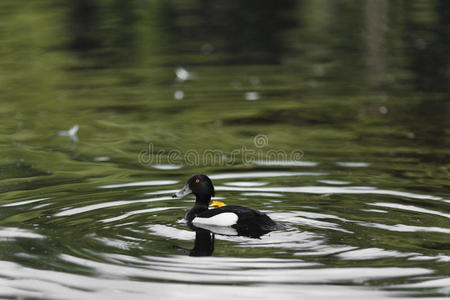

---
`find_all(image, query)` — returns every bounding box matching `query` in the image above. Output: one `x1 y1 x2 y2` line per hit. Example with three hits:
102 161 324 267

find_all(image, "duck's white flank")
192 212 238 226
193 223 238 236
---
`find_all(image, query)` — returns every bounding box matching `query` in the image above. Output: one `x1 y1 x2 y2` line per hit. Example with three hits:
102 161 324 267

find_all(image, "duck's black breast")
197 205 278 229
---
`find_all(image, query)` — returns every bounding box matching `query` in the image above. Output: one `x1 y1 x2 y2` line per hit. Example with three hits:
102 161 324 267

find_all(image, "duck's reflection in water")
192 222 274 239
173 229 215 257
174 223 274 257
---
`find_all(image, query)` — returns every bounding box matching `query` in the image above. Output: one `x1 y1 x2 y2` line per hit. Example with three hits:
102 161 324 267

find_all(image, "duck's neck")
195 193 211 207
186 194 211 222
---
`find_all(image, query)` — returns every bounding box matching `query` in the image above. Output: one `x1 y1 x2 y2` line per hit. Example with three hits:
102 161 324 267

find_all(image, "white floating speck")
378 106 388 114
58 124 79 142
174 90 184 100
93 156 110 162
175 67 192 81
245 91 260 101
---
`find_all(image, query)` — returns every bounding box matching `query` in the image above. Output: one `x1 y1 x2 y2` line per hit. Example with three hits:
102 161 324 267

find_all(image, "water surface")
0 0 449 299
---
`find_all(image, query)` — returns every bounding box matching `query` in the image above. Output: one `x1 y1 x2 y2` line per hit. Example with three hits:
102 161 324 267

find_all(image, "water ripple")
57 254 432 284
368 202 450 219
337 248 417 260
241 192 283 197
270 212 351 233
209 172 326 180
55 196 173 217
251 160 319 167
0 228 45 241
336 162 370 167
0 260 438 300
358 222 450 234
223 181 268 187
1 197 51 207
101 207 181 223
216 185 443 201
395 277 450 295
99 180 179 189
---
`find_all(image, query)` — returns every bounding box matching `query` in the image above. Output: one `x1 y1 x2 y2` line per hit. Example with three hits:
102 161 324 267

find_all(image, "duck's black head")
172 174 215 205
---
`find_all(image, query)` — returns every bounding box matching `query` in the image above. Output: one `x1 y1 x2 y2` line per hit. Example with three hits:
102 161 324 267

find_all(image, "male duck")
172 174 279 232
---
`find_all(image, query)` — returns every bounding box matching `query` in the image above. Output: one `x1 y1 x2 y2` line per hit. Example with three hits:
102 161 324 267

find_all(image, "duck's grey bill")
173 184 192 198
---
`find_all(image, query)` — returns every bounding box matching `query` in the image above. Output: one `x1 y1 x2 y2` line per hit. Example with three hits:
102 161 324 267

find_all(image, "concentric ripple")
0 168 448 299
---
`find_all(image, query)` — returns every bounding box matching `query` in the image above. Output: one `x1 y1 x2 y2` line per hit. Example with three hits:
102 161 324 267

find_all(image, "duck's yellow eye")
195 179 200 183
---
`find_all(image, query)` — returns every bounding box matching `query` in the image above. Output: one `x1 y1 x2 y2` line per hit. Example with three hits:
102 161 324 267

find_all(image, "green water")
0 0 449 299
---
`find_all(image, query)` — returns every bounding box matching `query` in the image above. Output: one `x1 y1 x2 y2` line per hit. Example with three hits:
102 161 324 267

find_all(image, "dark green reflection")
0 0 448 296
